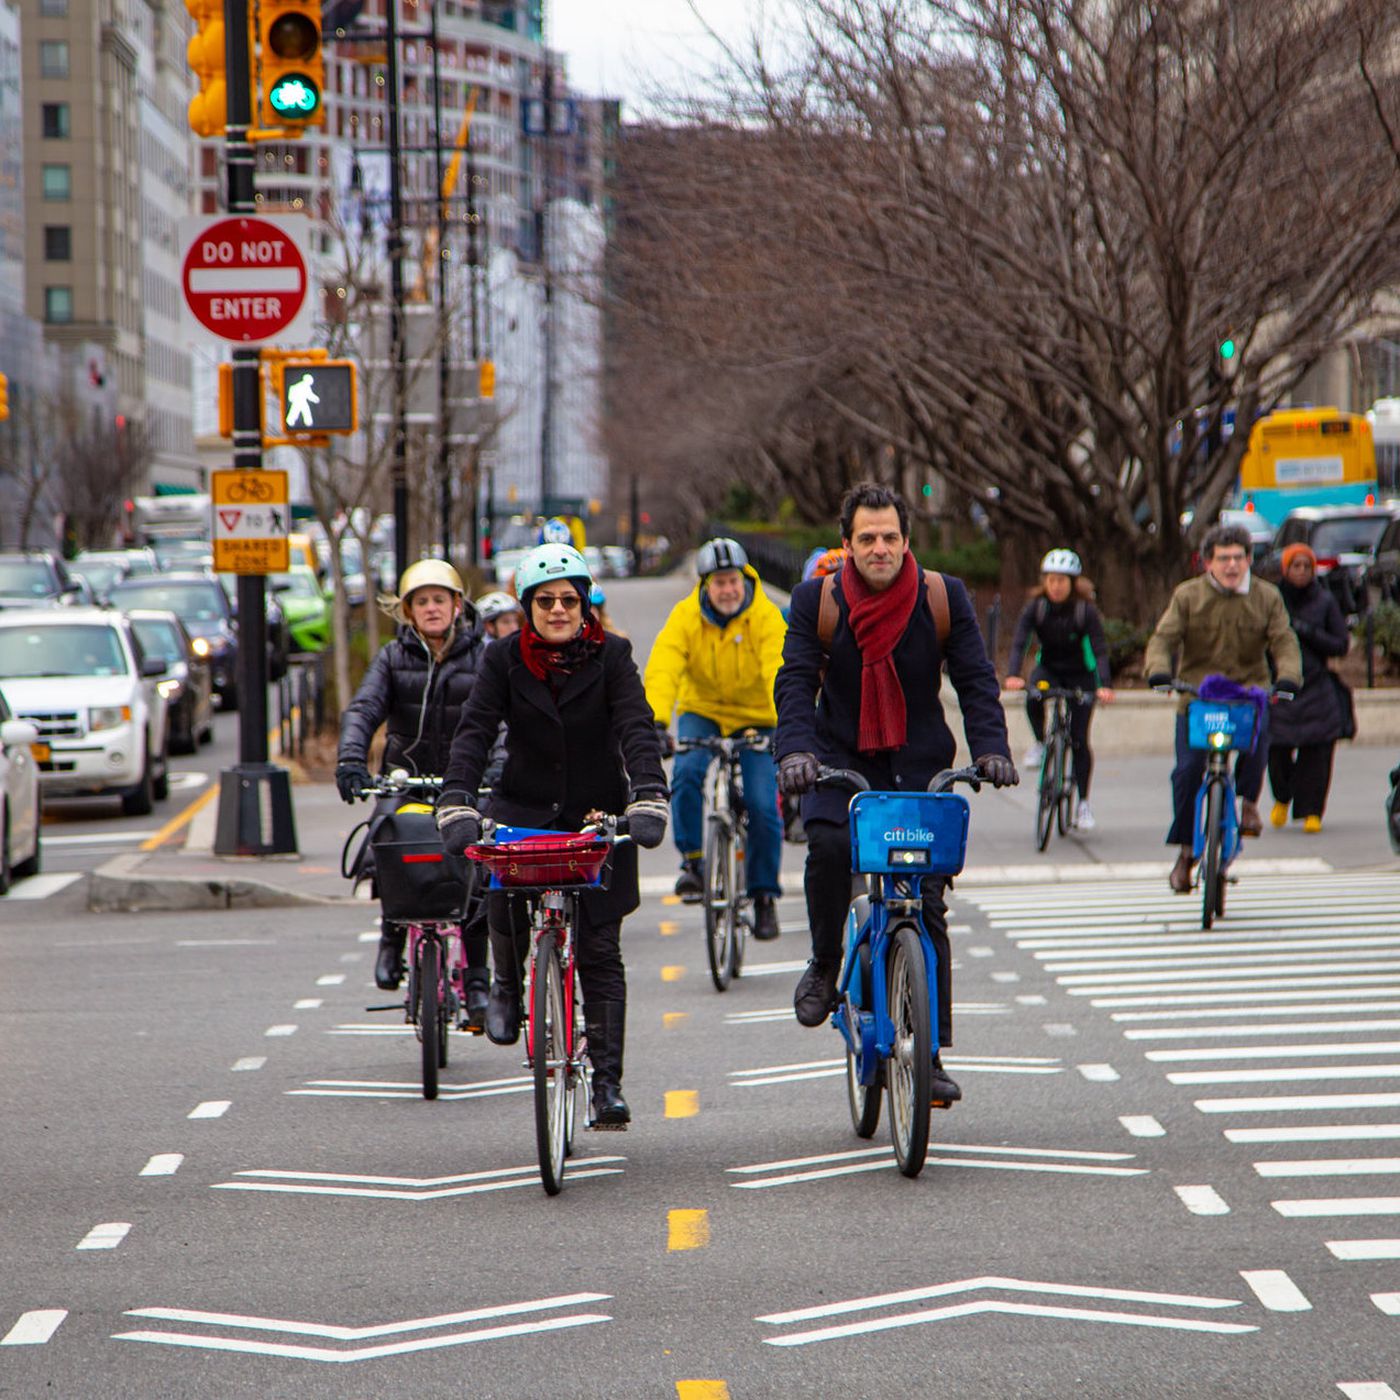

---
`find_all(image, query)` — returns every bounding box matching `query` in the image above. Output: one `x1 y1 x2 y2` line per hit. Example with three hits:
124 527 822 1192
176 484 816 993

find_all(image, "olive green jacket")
1143 574 1302 710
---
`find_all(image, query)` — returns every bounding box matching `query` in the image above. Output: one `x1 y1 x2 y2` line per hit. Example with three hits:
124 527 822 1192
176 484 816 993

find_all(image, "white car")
0 687 41 893
0 608 170 816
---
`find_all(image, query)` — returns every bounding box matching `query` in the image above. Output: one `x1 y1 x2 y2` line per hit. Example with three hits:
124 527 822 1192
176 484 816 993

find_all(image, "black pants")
487 891 625 1008
804 819 952 1045
1268 742 1336 820
1025 666 1097 799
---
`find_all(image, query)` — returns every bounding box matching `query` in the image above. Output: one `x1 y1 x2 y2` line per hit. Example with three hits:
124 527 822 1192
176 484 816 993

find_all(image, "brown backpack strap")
817 573 839 650
924 569 950 644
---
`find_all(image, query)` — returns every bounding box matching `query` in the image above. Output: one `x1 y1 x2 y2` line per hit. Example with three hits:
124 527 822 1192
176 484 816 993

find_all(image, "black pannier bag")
371 806 471 922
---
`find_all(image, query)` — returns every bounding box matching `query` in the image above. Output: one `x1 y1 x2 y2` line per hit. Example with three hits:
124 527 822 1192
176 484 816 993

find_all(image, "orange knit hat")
1281 543 1317 574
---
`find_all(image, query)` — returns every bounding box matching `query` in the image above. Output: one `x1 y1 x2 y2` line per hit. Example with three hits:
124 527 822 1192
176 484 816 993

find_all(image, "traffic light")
278 360 357 434
185 0 227 137
1216 333 1240 377
0 372 9 423
258 0 324 129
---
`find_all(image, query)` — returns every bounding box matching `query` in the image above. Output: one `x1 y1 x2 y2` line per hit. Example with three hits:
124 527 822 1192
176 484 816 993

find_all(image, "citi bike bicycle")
1033 682 1091 851
341 771 481 1100
465 816 629 1195
675 730 771 991
817 764 982 1178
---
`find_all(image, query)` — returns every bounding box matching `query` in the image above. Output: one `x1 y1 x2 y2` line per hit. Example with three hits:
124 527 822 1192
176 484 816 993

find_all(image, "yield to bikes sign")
211 470 289 573
179 214 313 345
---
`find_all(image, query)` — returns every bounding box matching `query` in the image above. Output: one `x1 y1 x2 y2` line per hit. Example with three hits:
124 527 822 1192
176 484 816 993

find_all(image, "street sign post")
179 214 313 345
212 470 290 573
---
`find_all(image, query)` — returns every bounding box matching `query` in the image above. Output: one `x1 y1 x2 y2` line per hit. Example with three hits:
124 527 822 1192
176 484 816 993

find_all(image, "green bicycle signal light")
258 0 324 128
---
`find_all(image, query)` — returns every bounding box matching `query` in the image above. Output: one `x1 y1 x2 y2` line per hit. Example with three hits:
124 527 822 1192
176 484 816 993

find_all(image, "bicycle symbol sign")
211 469 289 575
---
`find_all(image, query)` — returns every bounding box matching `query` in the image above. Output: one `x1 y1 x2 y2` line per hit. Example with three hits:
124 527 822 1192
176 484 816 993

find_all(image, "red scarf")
520 613 606 681
841 550 919 753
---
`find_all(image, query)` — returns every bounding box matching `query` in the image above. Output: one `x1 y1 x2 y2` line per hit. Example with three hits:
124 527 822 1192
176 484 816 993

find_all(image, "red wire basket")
464 832 613 889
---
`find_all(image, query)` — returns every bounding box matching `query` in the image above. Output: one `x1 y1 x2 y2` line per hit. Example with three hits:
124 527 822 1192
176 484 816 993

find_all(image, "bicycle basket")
464 829 613 890
848 791 970 877
372 808 470 920
1187 700 1256 753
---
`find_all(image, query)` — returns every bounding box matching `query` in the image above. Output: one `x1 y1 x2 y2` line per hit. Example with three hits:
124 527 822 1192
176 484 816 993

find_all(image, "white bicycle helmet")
696 537 748 577
514 543 592 600
475 590 522 622
1040 548 1083 577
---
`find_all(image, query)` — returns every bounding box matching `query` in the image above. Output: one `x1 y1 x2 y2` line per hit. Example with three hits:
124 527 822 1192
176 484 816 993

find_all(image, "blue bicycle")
817 764 981 1178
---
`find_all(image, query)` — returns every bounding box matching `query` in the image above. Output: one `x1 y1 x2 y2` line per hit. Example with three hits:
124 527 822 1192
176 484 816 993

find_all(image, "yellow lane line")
661 894 681 906
663 1012 689 1029
667 1209 710 1252
676 1384 729 1400
659 920 680 936
661 965 685 983
140 783 219 852
665 1090 698 1119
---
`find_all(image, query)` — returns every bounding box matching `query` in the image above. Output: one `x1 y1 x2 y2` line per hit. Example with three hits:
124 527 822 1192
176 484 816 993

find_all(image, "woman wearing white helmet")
1004 549 1115 831
475 590 523 640
335 559 491 1007
436 542 668 1127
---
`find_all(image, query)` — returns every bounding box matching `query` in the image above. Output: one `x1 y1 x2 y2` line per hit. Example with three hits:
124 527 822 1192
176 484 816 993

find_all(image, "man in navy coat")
775 482 1016 1103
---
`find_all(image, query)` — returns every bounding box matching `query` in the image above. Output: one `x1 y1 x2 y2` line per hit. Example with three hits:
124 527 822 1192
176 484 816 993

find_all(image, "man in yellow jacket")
645 538 788 938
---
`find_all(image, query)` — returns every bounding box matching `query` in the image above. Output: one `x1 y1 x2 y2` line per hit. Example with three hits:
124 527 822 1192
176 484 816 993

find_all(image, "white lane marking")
1061 962 1400 988
40 831 158 845
316 974 346 986
729 1142 1136 1174
735 958 808 977
990 971 1021 983
1104 990 1400 1013
1328 1240 1400 1260
1036 935 1400 964
1 1311 68 1345
1016 994 1048 1005
1078 1063 1120 1082
724 1001 1010 1025
1199 1094 1400 1114
1372 1296 1400 1315
733 1156 1146 1189
1256 1158 1400 1178
232 1056 266 1072
1151 1041 1400 1063
357 931 379 943
339 953 362 963
77 1222 131 1250
1128 1018 1400 1039
140 1154 183 1176
1274 1199 1400 1217
1119 1116 1165 1137
265 1024 298 1037
967 946 994 957
1239 1270 1311 1311
1337 1385 1400 1400
0 873 82 900
189 1100 230 1119
215 1160 627 1201
288 1074 531 1101
1043 1023 1077 1037
294 998 323 1010
1227 1125 1400 1144
1170 1064 1400 1086
1175 1185 1229 1215
728 1055 1061 1088
1078 976 1400 999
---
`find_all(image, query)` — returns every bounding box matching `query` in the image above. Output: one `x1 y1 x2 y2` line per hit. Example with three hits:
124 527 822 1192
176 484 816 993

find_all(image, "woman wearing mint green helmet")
437 543 667 1127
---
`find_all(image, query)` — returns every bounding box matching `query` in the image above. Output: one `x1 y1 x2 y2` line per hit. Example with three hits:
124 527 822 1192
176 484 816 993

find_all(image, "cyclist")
335 560 491 1017
436 543 668 1127
775 482 1017 1104
475 590 523 641
643 537 787 939
1004 548 1114 830
1144 522 1302 894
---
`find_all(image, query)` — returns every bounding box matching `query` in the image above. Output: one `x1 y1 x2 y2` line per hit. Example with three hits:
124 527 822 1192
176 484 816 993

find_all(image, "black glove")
778 751 820 797
624 795 669 849
436 803 482 854
1274 677 1301 697
975 753 1019 789
654 722 675 759
1147 672 1174 691
335 762 371 804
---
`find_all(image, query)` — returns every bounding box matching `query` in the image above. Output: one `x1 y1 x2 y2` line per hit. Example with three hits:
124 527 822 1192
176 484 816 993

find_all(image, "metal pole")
386 0 408 582
538 45 554 516
430 1 451 566
466 106 482 568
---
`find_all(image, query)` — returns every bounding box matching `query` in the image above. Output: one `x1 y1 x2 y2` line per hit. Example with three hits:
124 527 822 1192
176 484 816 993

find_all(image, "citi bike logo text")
883 826 937 843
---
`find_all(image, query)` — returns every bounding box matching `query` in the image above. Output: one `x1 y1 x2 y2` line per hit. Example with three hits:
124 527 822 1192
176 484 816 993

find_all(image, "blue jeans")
1167 708 1269 846
672 712 782 898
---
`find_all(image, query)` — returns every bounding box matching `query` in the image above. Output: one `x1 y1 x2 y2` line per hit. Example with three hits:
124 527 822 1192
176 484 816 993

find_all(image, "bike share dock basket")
372 805 471 921
466 826 613 891
1187 700 1257 753
847 791 971 877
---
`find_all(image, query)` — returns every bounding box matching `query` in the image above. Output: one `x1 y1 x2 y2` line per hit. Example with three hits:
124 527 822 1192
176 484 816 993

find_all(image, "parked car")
1258 505 1400 614
1217 509 1275 563
0 551 86 610
218 574 290 679
0 608 170 815
107 573 242 708
269 567 331 652
1365 510 1400 607
127 609 215 754
152 537 214 572
0 686 42 893
72 548 159 602
601 545 635 578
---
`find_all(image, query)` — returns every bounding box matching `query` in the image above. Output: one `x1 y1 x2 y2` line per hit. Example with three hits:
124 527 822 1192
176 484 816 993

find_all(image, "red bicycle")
466 816 628 1195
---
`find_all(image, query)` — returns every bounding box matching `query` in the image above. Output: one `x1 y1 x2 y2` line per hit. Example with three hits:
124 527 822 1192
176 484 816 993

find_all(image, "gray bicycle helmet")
475 590 522 622
696 537 748 577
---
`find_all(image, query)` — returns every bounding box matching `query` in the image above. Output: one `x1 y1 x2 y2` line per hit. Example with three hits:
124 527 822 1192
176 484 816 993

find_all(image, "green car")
269 567 331 653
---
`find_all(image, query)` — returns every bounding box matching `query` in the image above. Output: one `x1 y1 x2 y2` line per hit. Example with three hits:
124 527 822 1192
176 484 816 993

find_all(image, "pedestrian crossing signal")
278 360 356 434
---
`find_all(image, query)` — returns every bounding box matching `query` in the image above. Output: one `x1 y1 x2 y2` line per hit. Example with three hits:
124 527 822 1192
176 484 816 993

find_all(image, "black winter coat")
441 631 668 921
1007 595 1111 684
775 569 1011 827
338 620 486 776
1269 580 1349 747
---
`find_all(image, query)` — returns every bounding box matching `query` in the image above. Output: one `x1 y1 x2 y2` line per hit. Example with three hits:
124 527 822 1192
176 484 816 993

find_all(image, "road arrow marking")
212 1158 626 1201
287 1073 531 1101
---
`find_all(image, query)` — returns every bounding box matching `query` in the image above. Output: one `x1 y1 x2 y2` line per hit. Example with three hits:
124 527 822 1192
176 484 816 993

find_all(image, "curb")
87 852 357 913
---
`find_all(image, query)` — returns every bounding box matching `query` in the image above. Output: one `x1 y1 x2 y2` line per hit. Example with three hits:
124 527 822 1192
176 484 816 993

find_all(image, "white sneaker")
1076 800 1096 831
1023 742 1044 768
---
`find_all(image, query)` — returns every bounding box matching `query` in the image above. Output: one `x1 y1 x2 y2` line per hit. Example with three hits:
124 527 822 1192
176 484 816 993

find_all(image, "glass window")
131 618 183 663
41 102 69 138
110 580 227 623
1311 516 1391 558
39 0 68 16
44 286 73 323
43 225 71 261
0 561 56 597
39 41 69 78
0 624 129 679
41 164 70 199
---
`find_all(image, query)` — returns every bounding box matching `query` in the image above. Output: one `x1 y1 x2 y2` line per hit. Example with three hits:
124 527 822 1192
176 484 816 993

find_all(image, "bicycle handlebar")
1034 681 1094 703
472 813 633 845
815 764 984 795
1152 679 1294 702
355 769 445 800
674 732 772 755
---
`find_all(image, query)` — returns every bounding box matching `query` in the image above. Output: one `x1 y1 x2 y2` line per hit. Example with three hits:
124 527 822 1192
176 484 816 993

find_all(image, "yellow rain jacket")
644 566 787 732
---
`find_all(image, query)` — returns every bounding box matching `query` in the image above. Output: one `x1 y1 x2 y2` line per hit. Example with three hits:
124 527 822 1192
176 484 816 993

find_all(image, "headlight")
156 678 181 699
1209 730 1229 750
89 705 132 732
191 637 211 658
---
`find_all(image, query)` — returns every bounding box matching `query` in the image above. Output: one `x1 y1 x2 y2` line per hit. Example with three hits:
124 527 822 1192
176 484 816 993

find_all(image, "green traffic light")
1218 337 1237 361
920 483 933 498
268 74 321 117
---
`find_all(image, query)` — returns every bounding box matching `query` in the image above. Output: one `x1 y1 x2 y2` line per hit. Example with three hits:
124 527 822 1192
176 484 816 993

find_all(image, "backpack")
1032 595 1098 675
817 568 951 654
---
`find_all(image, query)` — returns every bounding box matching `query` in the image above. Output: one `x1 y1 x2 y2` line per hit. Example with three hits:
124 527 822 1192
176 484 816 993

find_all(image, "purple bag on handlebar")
1197 674 1270 754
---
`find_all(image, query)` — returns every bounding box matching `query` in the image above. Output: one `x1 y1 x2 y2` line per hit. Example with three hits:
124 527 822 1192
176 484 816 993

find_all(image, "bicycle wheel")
1035 743 1057 851
886 925 932 1178
846 942 883 1138
1054 731 1072 836
1200 781 1223 932
704 816 736 991
417 935 441 1101
731 817 748 980
531 930 569 1195
564 966 587 1157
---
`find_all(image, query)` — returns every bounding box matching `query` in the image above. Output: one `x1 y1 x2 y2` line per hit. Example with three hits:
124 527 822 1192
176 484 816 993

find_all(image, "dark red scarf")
520 613 606 682
841 550 919 753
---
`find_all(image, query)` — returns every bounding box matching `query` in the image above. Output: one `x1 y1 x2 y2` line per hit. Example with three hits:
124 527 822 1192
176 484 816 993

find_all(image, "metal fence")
277 653 327 759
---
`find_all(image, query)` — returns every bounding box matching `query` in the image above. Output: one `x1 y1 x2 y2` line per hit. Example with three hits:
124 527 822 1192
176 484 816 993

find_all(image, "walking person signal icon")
278 360 357 435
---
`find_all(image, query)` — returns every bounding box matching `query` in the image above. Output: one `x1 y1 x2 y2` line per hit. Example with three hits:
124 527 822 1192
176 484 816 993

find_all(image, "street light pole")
385 0 408 583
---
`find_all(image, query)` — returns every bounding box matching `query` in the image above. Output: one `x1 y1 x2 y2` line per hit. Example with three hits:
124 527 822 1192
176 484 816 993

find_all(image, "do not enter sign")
179 214 313 345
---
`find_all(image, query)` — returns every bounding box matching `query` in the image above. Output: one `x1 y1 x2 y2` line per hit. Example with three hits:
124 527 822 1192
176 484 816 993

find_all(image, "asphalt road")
4 571 1400 1397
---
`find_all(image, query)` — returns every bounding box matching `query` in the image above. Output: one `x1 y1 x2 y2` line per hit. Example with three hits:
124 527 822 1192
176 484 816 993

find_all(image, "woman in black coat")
437 544 668 1127
1268 544 1350 831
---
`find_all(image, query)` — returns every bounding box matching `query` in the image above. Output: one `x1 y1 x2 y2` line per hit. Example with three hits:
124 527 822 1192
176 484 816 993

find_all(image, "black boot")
485 978 521 1045
375 923 407 990
587 1001 630 1128
463 969 489 1033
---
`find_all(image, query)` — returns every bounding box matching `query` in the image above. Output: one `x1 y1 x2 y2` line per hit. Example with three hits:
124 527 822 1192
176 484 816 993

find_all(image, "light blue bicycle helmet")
514 543 592 605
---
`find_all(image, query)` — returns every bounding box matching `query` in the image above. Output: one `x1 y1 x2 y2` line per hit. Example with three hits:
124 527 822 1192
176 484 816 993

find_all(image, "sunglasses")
533 592 581 611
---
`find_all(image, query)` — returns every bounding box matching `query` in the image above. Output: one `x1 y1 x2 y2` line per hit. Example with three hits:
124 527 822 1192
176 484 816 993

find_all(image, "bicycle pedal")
588 1121 629 1132
680 892 703 905
931 1099 955 1111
